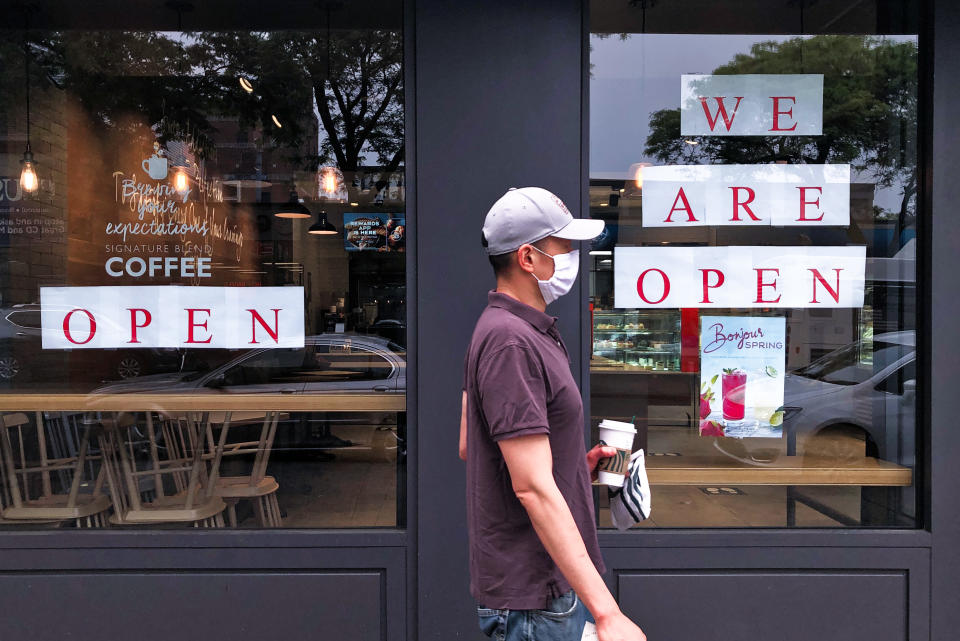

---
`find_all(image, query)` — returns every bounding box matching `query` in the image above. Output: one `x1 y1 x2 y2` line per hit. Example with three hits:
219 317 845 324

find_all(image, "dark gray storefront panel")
622 573 905 641
0 571 382 641
0 545 405 641
415 0 584 638
604 547 929 641
930 0 960 639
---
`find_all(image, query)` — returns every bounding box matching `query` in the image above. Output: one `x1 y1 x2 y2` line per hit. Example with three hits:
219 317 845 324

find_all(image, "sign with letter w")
680 74 823 136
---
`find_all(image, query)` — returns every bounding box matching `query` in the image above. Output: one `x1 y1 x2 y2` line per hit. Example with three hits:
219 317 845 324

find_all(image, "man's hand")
586 444 617 482
596 611 647 641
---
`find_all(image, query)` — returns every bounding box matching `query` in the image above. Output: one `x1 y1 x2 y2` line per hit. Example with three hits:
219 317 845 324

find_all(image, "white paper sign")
642 164 850 227
40 286 305 349
680 74 823 136
614 246 865 308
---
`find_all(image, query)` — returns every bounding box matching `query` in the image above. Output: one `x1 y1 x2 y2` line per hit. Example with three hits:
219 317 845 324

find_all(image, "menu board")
343 213 405 252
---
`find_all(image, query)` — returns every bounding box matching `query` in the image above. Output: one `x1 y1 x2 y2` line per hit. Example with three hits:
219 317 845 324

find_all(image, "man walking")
461 187 647 641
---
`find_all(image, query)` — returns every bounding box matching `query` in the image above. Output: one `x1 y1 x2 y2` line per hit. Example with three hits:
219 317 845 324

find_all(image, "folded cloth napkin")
608 449 651 530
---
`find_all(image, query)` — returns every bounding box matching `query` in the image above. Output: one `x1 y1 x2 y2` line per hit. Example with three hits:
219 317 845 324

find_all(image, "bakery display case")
592 309 682 371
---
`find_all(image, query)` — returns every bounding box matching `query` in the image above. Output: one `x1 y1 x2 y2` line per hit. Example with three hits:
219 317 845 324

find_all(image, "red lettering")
754 268 782 304
699 269 725 304
664 187 698 223
185 308 213 344
248 308 281 344
809 268 843 304
729 186 760 221
769 96 798 132
699 96 743 132
637 268 671 305
62 309 96 345
797 186 824 221
128 308 152 344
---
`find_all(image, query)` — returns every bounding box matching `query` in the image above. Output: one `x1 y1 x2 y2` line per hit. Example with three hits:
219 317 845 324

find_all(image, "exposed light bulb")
628 162 651 190
323 172 336 195
239 77 254 93
271 114 282 128
20 159 38 195
318 166 342 200
174 169 189 193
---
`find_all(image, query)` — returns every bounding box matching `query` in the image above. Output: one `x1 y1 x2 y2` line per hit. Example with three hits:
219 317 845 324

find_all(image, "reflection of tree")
645 36 919 223
197 30 403 176
3 28 403 182
19 32 221 158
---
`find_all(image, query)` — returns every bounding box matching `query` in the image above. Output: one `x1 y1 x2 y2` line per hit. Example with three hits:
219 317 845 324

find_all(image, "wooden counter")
0 393 406 413
646 455 912 487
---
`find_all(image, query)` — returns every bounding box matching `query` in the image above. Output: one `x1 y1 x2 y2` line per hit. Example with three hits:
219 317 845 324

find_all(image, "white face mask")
530 246 580 305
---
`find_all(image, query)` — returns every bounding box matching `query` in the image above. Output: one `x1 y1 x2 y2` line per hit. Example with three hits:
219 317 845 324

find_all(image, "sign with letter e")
681 74 823 136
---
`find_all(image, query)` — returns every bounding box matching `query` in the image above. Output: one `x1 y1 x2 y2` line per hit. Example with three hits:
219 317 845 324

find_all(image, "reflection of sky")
590 34 918 214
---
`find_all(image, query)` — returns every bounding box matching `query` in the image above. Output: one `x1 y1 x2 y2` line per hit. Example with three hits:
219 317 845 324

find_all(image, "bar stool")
98 412 226 527
0 412 111 527
204 411 282 528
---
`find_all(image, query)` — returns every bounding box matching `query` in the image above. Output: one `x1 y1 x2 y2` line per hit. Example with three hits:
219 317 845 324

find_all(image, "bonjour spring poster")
699 316 786 438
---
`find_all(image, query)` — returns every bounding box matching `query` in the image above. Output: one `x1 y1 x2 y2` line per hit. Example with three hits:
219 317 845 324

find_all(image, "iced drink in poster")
722 368 746 421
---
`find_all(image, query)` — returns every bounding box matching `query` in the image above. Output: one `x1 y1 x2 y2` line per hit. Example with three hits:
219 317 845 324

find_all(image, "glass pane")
590 0 919 528
0 4 405 529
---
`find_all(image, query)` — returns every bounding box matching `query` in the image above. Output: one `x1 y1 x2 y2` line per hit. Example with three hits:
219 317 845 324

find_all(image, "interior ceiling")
0 0 403 30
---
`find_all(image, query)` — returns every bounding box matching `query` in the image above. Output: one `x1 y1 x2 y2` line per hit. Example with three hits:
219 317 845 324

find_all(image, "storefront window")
0 4 405 528
590 0 919 527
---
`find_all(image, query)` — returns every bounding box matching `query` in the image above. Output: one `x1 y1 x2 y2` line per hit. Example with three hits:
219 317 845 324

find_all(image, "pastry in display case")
592 309 682 371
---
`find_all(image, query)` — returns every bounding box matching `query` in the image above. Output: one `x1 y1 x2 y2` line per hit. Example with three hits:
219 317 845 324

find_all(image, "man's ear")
516 244 536 274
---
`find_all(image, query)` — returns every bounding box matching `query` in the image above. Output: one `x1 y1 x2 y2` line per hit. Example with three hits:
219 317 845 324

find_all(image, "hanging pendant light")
308 210 338 235
165 3 195 196
168 145 192 194
275 188 312 219
315 5 345 204
19 150 38 196
19 14 38 197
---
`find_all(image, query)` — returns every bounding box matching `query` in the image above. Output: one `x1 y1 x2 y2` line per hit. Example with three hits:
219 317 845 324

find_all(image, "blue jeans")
477 591 594 641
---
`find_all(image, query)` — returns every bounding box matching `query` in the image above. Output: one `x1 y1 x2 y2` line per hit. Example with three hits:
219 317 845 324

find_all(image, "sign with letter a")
642 164 850 227
681 74 823 136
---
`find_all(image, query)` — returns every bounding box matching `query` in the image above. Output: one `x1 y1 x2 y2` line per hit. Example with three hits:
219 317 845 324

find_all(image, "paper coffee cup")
597 419 637 487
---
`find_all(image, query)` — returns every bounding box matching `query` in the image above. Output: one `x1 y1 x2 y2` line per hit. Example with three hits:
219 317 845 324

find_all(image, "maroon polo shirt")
463 290 605 610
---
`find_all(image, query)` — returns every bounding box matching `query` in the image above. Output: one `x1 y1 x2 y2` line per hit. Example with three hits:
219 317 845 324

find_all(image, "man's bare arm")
459 391 468 461
499 434 646 641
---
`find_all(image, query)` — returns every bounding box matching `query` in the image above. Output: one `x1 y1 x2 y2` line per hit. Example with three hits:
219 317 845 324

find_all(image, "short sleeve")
477 343 550 441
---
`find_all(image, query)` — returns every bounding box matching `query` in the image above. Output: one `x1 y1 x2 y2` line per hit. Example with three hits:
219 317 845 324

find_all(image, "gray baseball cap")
482 187 605 256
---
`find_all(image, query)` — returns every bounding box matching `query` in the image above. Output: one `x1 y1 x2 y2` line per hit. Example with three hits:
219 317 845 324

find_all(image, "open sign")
40 286 305 349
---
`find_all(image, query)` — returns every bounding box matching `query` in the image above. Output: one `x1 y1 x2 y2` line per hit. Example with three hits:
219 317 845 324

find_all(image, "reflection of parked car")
94 334 406 395
0 304 184 384
369 319 406 347
782 331 916 464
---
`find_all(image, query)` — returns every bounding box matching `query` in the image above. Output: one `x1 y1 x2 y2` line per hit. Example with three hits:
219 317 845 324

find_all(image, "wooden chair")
0 412 111 527
98 412 226 527
203 411 282 528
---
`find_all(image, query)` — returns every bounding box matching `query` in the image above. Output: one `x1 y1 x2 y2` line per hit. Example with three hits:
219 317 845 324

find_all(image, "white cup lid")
598 419 637 433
